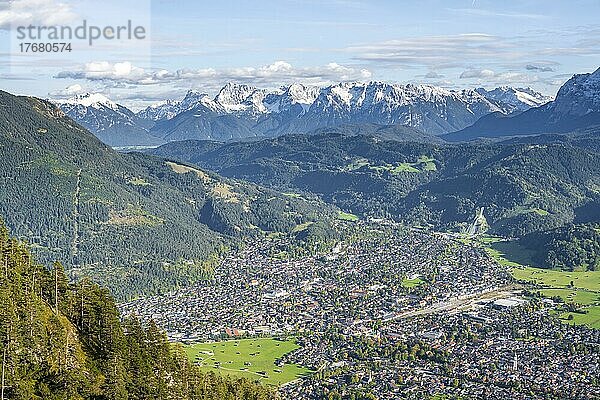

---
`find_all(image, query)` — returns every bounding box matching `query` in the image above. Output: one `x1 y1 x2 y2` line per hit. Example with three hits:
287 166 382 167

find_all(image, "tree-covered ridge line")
0 220 275 399
519 223 600 271
149 130 600 237
0 90 338 300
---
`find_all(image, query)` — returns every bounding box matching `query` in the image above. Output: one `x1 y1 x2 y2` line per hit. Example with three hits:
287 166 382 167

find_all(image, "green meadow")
539 288 599 305
480 236 536 267
511 267 600 329
184 337 312 386
560 306 600 329
471 235 600 329
511 267 600 293
344 155 437 174
402 277 425 288
337 210 359 221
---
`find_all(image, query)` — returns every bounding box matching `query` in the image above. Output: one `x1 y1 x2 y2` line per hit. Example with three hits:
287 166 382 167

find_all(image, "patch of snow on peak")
287 83 320 105
65 93 118 110
215 83 260 113
476 86 551 112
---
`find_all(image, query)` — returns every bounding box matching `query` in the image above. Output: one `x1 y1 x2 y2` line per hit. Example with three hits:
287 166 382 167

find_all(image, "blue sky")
1 0 599 109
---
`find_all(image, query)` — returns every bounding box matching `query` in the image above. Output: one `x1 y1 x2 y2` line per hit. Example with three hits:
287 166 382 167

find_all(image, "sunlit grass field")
560 306 600 329
511 267 600 329
184 337 312 386
337 210 359 221
402 277 425 288
512 267 600 292
471 235 600 330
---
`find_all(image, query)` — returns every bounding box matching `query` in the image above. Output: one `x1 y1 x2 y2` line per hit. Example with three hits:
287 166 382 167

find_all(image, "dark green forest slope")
149 132 600 237
518 223 600 271
0 90 336 299
0 222 274 399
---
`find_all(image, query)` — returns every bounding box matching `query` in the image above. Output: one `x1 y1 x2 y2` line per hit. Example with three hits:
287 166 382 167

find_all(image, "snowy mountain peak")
137 90 221 121
553 68 600 116
64 93 119 110
136 99 181 121
184 89 204 97
54 92 167 147
284 83 320 104
181 89 210 103
181 90 216 111
475 87 552 112
135 82 550 123
147 99 179 109
131 80 558 139
262 84 320 113
215 83 262 112
312 81 473 112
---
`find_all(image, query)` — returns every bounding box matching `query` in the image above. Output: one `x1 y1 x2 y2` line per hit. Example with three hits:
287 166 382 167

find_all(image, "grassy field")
539 288 599 305
480 237 537 267
512 267 600 329
184 338 312 386
292 221 314 232
512 267 600 292
391 163 420 173
402 277 425 288
379 156 437 174
416 155 437 171
473 235 600 329
560 306 600 329
282 192 303 198
337 210 359 221
344 156 436 174
344 158 369 171
531 208 550 216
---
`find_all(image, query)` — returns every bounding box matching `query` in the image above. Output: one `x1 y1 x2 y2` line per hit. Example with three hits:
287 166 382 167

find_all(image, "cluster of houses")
119 221 598 399
281 302 599 399
120 224 510 343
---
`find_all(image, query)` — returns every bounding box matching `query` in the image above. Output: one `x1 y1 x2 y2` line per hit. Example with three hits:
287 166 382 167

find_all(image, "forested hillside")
150 132 600 236
499 125 600 153
0 221 274 399
0 90 337 299
519 223 600 271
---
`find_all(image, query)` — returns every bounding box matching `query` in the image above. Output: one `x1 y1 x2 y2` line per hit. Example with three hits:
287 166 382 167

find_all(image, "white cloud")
348 30 599 77
525 63 556 72
460 69 496 79
447 8 548 20
55 60 374 88
65 83 82 94
79 61 147 81
47 83 87 98
349 34 515 69
424 71 444 79
495 72 539 85
459 68 540 85
0 0 78 30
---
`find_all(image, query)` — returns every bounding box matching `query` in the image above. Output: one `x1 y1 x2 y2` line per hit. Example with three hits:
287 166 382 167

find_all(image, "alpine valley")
5 0 600 397
2 67 600 400
142 69 600 237
8 67 600 294
0 90 338 300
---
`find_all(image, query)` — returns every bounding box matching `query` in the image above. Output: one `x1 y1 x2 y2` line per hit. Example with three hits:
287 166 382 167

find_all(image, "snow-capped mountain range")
137 83 322 123
141 82 551 123
55 81 555 146
57 93 164 147
475 87 553 113
550 67 600 117
444 67 600 141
